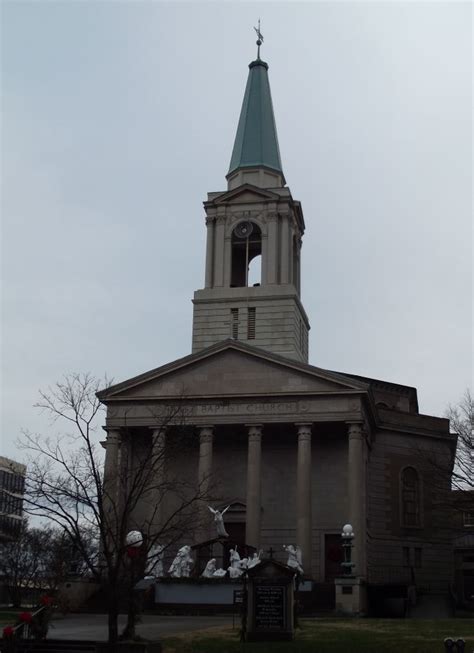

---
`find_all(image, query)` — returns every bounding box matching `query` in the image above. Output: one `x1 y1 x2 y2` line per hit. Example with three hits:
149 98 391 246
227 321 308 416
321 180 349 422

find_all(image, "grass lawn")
162 618 474 653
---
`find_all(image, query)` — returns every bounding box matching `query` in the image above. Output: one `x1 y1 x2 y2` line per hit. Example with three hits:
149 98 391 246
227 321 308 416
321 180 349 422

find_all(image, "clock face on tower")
234 221 254 239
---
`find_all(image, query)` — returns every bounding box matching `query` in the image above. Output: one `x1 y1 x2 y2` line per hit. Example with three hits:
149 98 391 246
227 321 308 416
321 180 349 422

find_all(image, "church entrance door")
324 534 343 582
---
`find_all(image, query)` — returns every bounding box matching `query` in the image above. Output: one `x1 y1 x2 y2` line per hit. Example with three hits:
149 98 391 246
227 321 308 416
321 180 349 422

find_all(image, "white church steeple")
192 48 310 362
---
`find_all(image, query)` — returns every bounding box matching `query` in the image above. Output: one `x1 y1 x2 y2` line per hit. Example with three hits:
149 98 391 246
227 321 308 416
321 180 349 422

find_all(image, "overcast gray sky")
2 1 472 461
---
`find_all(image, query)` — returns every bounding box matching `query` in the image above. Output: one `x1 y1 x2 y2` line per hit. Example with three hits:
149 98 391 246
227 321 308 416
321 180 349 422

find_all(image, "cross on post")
266 546 275 559
254 19 264 59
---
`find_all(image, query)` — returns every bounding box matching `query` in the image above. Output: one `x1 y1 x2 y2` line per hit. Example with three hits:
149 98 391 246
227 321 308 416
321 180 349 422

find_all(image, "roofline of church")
204 183 306 234
97 339 452 442
97 338 370 401
329 370 420 413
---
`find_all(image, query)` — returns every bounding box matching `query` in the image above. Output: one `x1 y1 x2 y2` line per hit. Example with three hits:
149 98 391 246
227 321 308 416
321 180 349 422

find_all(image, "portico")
100 340 370 580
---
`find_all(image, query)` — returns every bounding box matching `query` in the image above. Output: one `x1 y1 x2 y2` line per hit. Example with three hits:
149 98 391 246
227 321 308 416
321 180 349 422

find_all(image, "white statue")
229 546 241 567
228 546 244 578
228 565 243 578
208 505 230 537
283 544 303 574
247 550 262 569
201 558 228 578
213 568 227 577
201 558 217 578
144 543 164 578
168 545 193 578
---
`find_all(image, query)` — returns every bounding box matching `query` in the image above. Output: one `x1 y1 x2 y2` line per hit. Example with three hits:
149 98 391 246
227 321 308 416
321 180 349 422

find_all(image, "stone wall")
367 429 453 592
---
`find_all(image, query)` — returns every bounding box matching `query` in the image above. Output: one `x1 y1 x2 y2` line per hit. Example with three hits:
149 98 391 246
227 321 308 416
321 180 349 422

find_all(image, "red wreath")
19 612 33 624
40 595 53 606
3 626 14 637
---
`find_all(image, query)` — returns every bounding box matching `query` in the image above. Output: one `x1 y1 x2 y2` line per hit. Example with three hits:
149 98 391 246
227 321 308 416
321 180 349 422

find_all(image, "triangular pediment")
212 184 280 206
98 341 368 402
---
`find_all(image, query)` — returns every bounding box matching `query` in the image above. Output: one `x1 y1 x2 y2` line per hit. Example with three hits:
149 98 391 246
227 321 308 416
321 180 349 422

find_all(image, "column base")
334 577 367 616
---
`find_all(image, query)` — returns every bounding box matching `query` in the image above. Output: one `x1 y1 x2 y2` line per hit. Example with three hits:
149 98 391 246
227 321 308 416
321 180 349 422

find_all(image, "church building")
98 43 456 612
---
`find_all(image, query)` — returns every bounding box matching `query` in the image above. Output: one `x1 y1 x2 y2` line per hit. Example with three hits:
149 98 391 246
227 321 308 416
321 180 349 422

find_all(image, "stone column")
347 422 367 578
214 216 226 287
266 214 278 284
102 428 122 523
296 423 312 574
197 426 214 541
148 427 166 533
204 217 215 288
280 216 291 284
245 425 263 548
296 238 302 295
223 236 232 287
260 233 268 285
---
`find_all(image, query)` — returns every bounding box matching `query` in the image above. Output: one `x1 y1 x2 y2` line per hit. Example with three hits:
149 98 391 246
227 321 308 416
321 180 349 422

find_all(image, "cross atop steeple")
254 19 263 59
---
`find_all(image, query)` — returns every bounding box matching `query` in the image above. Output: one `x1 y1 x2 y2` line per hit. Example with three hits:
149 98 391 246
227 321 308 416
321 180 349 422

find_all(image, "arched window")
231 221 262 287
401 466 421 527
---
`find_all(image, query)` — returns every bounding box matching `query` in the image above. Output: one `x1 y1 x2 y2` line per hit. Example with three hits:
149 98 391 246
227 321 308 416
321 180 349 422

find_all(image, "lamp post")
125 530 144 557
121 530 144 641
340 523 355 577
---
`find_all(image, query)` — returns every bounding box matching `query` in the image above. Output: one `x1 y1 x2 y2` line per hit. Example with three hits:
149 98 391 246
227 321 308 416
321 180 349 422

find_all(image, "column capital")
150 427 166 452
296 423 312 440
198 426 214 443
102 427 122 443
245 423 263 433
246 424 263 442
149 425 167 436
346 422 364 440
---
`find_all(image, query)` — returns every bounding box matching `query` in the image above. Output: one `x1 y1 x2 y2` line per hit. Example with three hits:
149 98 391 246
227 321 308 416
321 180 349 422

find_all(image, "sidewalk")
51 613 233 641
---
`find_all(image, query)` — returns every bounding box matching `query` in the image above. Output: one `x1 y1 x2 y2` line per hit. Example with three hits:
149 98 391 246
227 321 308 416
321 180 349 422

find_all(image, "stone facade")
99 341 455 598
192 185 309 362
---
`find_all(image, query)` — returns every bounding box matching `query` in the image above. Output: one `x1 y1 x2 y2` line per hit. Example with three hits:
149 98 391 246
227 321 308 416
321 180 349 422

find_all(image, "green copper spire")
227 55 284 181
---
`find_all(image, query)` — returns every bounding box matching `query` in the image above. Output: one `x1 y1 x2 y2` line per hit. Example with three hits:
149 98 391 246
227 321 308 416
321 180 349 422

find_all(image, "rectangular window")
463 511 474 527
402 546 410 567
231 308 239 339
414 548 422 568
247 307 256 339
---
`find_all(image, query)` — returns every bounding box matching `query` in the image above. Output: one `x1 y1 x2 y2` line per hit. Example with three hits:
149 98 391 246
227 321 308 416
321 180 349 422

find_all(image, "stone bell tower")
192 47 310 363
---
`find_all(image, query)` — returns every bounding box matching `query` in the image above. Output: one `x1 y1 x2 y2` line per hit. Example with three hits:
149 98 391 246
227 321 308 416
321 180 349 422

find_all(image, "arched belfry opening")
231 221 262 287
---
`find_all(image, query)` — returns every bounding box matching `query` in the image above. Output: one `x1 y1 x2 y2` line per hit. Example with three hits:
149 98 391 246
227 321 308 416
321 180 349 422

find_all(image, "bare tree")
20 373 207 647
447 389 474 493
0 522 73 607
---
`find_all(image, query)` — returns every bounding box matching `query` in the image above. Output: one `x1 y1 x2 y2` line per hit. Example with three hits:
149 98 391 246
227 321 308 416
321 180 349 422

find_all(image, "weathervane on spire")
254 19 264 59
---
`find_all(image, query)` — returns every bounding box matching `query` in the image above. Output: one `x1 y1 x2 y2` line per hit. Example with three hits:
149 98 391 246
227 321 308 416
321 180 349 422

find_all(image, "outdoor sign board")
246 558 295 641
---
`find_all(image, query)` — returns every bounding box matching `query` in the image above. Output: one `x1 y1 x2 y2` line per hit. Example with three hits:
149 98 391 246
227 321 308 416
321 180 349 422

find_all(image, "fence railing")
13 606 47 639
